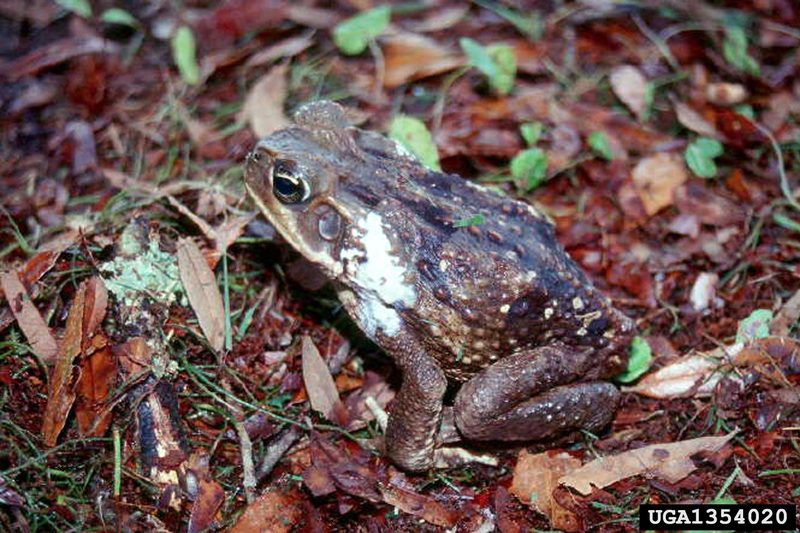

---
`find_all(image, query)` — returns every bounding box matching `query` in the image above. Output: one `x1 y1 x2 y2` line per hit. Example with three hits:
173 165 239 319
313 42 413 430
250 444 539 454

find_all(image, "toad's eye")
272 159 310 204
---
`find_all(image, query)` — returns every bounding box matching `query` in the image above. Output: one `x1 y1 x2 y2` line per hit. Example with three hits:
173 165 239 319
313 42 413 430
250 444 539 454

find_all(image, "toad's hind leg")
454 344 620 441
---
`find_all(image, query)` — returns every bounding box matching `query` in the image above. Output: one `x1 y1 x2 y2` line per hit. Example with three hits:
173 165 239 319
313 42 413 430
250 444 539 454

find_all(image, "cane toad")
244 101 634 471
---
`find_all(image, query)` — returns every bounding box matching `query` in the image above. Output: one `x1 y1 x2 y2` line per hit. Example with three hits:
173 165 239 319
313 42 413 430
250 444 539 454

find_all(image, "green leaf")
519 122 543 146
55 0 92 17
101 8 139 27
460 38 516 95
615 336 652 384
453 214 486 228
736 309 772 343
685 137 724 178
171 26 200 85
510 147 547 191
388 115 441 171
588 131 614 161
333 6 391 56
723 26 760 76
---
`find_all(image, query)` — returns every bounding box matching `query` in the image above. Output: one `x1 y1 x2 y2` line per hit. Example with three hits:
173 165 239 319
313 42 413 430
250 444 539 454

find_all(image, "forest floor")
1 1 799 531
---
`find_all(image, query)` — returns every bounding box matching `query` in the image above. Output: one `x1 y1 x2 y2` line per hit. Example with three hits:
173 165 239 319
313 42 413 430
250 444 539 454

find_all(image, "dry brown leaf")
188 478 225 533
674 101 720 138
382 33 463 88
0 270 58 363
245 32 314 68
560 432 736 495
631 152 688 216
609 65 648 120
42 277 107 446
510 450 582 531
406 5 468 32
211 213 257 264
379 483 459 528
177 239 225 352
301 336 340 420
772 289 800 336
623 353 726 399
239 63 289 138
75 344 116 437
228 488 304 533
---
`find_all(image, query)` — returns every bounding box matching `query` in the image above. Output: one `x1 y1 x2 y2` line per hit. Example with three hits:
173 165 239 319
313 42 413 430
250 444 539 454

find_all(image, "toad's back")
334 137 629 380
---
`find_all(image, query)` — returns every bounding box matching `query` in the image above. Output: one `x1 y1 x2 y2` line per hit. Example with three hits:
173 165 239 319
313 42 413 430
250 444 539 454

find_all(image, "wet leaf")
736 309 772 344
460 38 516 95
685 137 724 178
609 65 649 120
333 6 391 56
631 152 688 216
100 8 139 28
520 122 543 146
301 336 340 420
615 336 652 384
511 147 547 191
560 432 736 495
723 26 760 76
177 239 225 352
56 0 91 17
587 131 614 161
0 270 58 363
239 63 289 138
172 26 200 85
510 450 581 531
389 115 441 171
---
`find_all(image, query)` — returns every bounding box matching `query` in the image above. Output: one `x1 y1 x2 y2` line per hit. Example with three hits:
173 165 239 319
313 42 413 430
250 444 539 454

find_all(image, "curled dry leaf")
42 276 108 446
560 432 737 495
187 478 225 533
301 335 341 421
510 450 582 532
379 482 459 528
623 353 727 399
0 269 58 363
177 238 225 352
239 63 289 138
382 33 463 88
609 65 648 120
631 152 688 216
75 344 116 437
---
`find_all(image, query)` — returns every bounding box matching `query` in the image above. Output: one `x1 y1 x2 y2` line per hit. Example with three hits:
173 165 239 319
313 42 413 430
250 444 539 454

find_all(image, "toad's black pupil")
274 175 299 197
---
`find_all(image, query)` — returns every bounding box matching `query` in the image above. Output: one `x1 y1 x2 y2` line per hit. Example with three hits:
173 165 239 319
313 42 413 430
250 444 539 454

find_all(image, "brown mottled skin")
244 101 635 472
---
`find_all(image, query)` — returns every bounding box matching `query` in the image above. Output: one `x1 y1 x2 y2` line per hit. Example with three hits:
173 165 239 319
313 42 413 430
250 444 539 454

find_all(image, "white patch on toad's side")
342 212 417 336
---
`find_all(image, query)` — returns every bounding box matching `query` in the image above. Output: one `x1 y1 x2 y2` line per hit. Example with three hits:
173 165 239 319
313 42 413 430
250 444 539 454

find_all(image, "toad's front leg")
384 348 447 472
454 343 620 442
